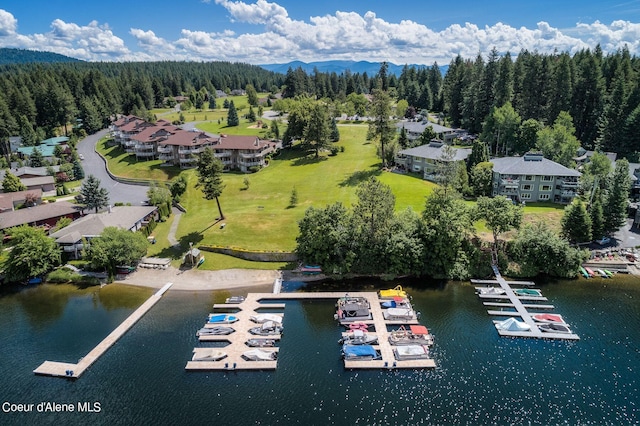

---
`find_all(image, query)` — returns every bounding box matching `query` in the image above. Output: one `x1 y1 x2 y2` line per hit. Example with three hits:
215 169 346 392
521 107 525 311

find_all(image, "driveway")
76 130 149 205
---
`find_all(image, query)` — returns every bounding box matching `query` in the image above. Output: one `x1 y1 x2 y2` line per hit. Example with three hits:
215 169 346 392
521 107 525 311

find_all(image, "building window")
539 194 550 200
523 175 534 181
521 193 532 200
541 176 553 181
521 184 532 191
540 185 552 192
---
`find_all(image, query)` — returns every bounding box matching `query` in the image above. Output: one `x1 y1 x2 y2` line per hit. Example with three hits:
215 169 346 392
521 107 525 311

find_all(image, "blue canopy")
343 345 377 357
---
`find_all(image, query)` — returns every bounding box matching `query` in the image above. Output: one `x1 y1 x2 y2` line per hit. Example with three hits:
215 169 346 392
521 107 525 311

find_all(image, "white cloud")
1 4 640 64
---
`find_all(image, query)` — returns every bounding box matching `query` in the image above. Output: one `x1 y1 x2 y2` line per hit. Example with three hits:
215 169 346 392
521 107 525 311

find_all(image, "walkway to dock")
472 269 579 341
186 291 436 371
34 283 173 379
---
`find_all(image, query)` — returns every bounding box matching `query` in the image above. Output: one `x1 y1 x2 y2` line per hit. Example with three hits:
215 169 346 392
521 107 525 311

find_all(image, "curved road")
76 130 149 205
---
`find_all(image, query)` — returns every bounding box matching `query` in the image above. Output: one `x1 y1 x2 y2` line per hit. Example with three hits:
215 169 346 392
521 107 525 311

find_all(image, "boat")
532 314 565 324
476 287 506 295
393 345 430 361
378 285 408 300
197 326 235 336
579 267 590 278
300 265 322 274
596 269 609 278
513 288 543 297
494 317 531 331
191 348 227 361
380 296 412 309
335 296 372 322
246 339 277 348
250 313 283 324
225 296 245 304
242 349 278 361
383 307 418 321
249 320 283 336
388 325 434 346
539 323 572 334
342 344 380 360
339 330 378 345
347 322 370 331
207 314 238 324
584 267 596 277
197 257 205 267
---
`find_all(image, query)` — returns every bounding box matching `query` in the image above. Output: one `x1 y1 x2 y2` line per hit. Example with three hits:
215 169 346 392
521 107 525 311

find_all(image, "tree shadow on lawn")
338 168 381 187
291 155 328 167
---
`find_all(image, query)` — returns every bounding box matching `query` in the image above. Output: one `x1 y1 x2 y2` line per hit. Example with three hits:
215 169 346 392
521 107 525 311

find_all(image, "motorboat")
494 317 531 331
225 296 245 304
246 339 277 348
476 287 506 295
250 313 283 324
380 297 412 309
388 325 434 346
339 330 378 345
207 314 238 324
335 296 372 322
249 320 283 336
342 344 380 360
300 265 322 274
378 285 408 300
513 288 543 297
539 323 572 334
197 326 235 336
383 307 418 321
532 313 565 324
191 348 227 361
393 345 430 361
242 349 278 361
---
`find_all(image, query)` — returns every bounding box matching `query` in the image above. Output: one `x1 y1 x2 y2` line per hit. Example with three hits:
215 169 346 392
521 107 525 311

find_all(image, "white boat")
339 330 378 345
191 348 227 361
197 326 235 336
250 313 283 324
388 325 434 346
246 339 277 348
532 314 565 324
242 349 278 361
393 345 430 360
249 320 283 336
513 288 543 297
539 323 573 334
383 307 417 321
476 287 506 295
225 296 245 304
207 314 238 324
494 317 531 331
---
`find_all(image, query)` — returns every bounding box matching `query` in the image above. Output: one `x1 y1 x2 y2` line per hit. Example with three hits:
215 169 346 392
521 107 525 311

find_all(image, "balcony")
500 178 520 189
157 146 173 154
136 151 155 158
159 153 174 161
178 147 205 155
239 152 266 159
559 179 579 188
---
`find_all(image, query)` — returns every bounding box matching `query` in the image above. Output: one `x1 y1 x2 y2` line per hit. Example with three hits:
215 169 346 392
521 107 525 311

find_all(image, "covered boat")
393 345 430 360
388 325 434 346
342 344 380 360
246 339 277 348
250 313 283 324
514 288 543 297
207 314 238 324
197 326 235 336
242 349 278 361
378 285 408 300
336 296 371 322
249 320 283 336
225 296 245 304
380 296 412 309
191 348 227 361
532 313 565 324
383 307 417 321
476 287 506 295
339 330 378 345
495 317 531 331
539 323 572 334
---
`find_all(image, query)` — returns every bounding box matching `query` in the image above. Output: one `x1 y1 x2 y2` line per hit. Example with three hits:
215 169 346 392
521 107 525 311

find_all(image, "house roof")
628 162 640 182
0 188 42 212
159 130 218 147
399 142 471 162
491 155 581 177
0 201 79 230
21 176 55 187
41 136 69 146
396 120 454 135
213 135 275 151
0 166 58 181
49 206 158 243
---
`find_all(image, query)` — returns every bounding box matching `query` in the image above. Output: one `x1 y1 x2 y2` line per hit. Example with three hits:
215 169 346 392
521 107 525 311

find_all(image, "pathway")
167 210 182 247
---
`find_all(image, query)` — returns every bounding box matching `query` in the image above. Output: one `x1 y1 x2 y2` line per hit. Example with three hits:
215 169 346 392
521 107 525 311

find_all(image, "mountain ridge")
259 60 446 76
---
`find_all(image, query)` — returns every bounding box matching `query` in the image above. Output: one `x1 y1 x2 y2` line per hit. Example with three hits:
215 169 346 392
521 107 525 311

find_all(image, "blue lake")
0 276 638 425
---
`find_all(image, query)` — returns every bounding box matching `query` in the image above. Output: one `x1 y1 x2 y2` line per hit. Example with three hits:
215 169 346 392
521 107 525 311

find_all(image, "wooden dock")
186 291 436 371
475 270 579 341
34 282 173 379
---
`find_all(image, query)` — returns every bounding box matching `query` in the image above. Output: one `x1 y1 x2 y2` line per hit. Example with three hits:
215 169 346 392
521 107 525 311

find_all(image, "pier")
186 291 436 372
472 271 579 341
34 282 173 379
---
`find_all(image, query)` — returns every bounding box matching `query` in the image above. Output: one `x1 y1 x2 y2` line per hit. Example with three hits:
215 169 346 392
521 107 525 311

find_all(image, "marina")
472 269 579 340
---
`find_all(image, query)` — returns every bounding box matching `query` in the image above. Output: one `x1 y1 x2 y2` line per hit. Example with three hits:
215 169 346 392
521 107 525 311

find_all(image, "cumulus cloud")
0 4 640 64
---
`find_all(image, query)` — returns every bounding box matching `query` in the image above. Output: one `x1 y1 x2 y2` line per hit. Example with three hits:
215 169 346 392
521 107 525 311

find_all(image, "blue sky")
1 0 640 64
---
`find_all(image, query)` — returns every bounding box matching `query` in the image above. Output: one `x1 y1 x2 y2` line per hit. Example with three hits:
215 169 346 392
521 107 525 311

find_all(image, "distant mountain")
259 60 446 76
0 48 82 65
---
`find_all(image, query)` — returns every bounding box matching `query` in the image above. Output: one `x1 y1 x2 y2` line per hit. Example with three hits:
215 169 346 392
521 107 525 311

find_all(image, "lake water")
0 276 638 425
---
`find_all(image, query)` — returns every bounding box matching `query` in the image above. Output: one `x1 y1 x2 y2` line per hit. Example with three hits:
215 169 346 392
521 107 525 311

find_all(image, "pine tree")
603 159 631 234
196 147 225 220
398 126 409 149
561 199 592 243
1 171 26 192
227 101 239 126
303 104 331 157
289 186 298 207
247 106 256 122
72 158 85 180
80 175 109 213
367 89 395 168
329 117 340 142
29 147 44 167
590 191 605 240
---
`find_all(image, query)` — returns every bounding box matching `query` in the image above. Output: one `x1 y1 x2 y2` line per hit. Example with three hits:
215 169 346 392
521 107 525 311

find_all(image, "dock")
475 269 579 341
34 282 173 379
186 291 436 371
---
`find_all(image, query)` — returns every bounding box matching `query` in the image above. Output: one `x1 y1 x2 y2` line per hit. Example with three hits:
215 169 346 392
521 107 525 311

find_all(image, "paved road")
76 130 149 205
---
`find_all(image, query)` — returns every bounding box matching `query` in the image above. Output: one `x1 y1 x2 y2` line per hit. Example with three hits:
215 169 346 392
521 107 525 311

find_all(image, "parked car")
595 236 611 246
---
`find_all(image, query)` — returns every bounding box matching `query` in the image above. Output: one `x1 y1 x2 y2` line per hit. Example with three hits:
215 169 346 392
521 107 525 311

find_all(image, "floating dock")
473 271 579 341
34 282 173 379
186 291 436 371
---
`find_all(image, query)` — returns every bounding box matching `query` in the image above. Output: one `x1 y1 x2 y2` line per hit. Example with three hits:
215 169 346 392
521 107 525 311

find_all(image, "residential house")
395 141 471 181
157 131 219 168
49 205 158 259
0 201 81 232
491 152 581 204
16 136 71 163
396 120 457 143
210 135 277 172
574 147 617 169
20 176 56 193
0 189 43 213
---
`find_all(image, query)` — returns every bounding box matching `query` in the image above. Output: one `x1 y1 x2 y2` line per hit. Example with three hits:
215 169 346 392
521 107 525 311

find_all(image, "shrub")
330 146 339 156
249 166 261 173
340 146 345 152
